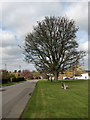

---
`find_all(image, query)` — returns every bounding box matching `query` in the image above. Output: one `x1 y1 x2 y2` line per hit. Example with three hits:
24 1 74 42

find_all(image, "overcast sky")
0 0 89 72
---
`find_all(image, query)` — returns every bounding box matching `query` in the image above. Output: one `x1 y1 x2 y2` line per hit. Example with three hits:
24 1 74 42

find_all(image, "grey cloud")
3 46 22 56
88 3 90 36
2 2 63 35
64 2 88 31
1 1 89 71
1 0 89 2
2 2 88 38
2 58 36 72
2 30 17 48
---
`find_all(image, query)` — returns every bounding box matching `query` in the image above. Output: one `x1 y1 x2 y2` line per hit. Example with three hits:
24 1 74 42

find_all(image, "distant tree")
32 71 40 79
64 70 73 76
24 16 86 81
18 70 21 73
14 70 17 73
70 64 84 76
22 70 33 79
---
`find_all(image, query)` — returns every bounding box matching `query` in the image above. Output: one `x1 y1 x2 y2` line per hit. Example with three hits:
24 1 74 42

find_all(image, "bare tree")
24 16 86 81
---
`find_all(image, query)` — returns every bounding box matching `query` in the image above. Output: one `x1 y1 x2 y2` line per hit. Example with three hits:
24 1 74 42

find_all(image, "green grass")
2 80 27 86
22 79 88 118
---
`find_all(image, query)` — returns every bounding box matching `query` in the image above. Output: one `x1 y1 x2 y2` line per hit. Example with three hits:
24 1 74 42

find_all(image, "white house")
63 73 90 80
75 73 90 79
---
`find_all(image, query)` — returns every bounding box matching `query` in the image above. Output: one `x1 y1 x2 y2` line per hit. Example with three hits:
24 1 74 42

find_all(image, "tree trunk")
47 75 49 81
54 72 59 81
51 76 52 82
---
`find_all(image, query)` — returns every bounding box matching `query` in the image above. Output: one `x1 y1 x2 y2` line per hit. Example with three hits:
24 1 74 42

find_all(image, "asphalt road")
1 80 39 119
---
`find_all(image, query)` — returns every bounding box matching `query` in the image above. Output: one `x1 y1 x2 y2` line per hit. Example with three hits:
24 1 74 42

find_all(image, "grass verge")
22 79 88 118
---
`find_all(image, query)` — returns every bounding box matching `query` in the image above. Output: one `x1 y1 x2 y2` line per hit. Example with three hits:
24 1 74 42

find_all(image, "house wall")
63 73 90 79
75 73 90 79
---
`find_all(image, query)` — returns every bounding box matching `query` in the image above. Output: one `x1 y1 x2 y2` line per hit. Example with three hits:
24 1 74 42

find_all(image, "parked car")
69 77 74 79
65 77 69 79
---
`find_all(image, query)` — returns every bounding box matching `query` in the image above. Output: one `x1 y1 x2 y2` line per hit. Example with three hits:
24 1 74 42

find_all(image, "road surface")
1 80 38 119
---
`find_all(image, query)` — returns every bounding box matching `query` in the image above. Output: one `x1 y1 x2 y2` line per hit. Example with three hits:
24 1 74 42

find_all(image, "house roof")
9 72 21 76
59 74 71 77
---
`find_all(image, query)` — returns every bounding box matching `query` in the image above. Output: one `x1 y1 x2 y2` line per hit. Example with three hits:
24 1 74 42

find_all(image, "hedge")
12 77 25 82
2 77 25 83
2 78 10 84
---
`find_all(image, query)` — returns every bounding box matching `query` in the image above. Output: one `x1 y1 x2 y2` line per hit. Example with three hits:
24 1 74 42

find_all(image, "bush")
28 77 33 80
12 77 25 82
12 77 16 82
2 78 10 84
17 77 25 82
2 77 25 83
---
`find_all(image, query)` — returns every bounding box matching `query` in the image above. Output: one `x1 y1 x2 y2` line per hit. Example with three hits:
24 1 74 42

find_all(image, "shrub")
12 77 25 82
2 78 10 84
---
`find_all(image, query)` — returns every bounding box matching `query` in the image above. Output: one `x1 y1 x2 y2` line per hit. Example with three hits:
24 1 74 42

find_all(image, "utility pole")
5 64 7 70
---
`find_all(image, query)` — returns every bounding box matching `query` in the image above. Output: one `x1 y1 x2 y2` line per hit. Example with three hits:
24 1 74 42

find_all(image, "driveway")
1 80 39 119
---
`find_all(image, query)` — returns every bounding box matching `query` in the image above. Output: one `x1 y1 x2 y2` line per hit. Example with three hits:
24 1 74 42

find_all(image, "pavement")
1 80 39 119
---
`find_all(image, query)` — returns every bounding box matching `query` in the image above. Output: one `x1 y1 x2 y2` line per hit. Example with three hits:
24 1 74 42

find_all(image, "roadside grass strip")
22 79 88 118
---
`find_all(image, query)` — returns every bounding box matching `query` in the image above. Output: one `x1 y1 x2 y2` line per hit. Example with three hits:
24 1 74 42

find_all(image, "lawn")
22 79 88 118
